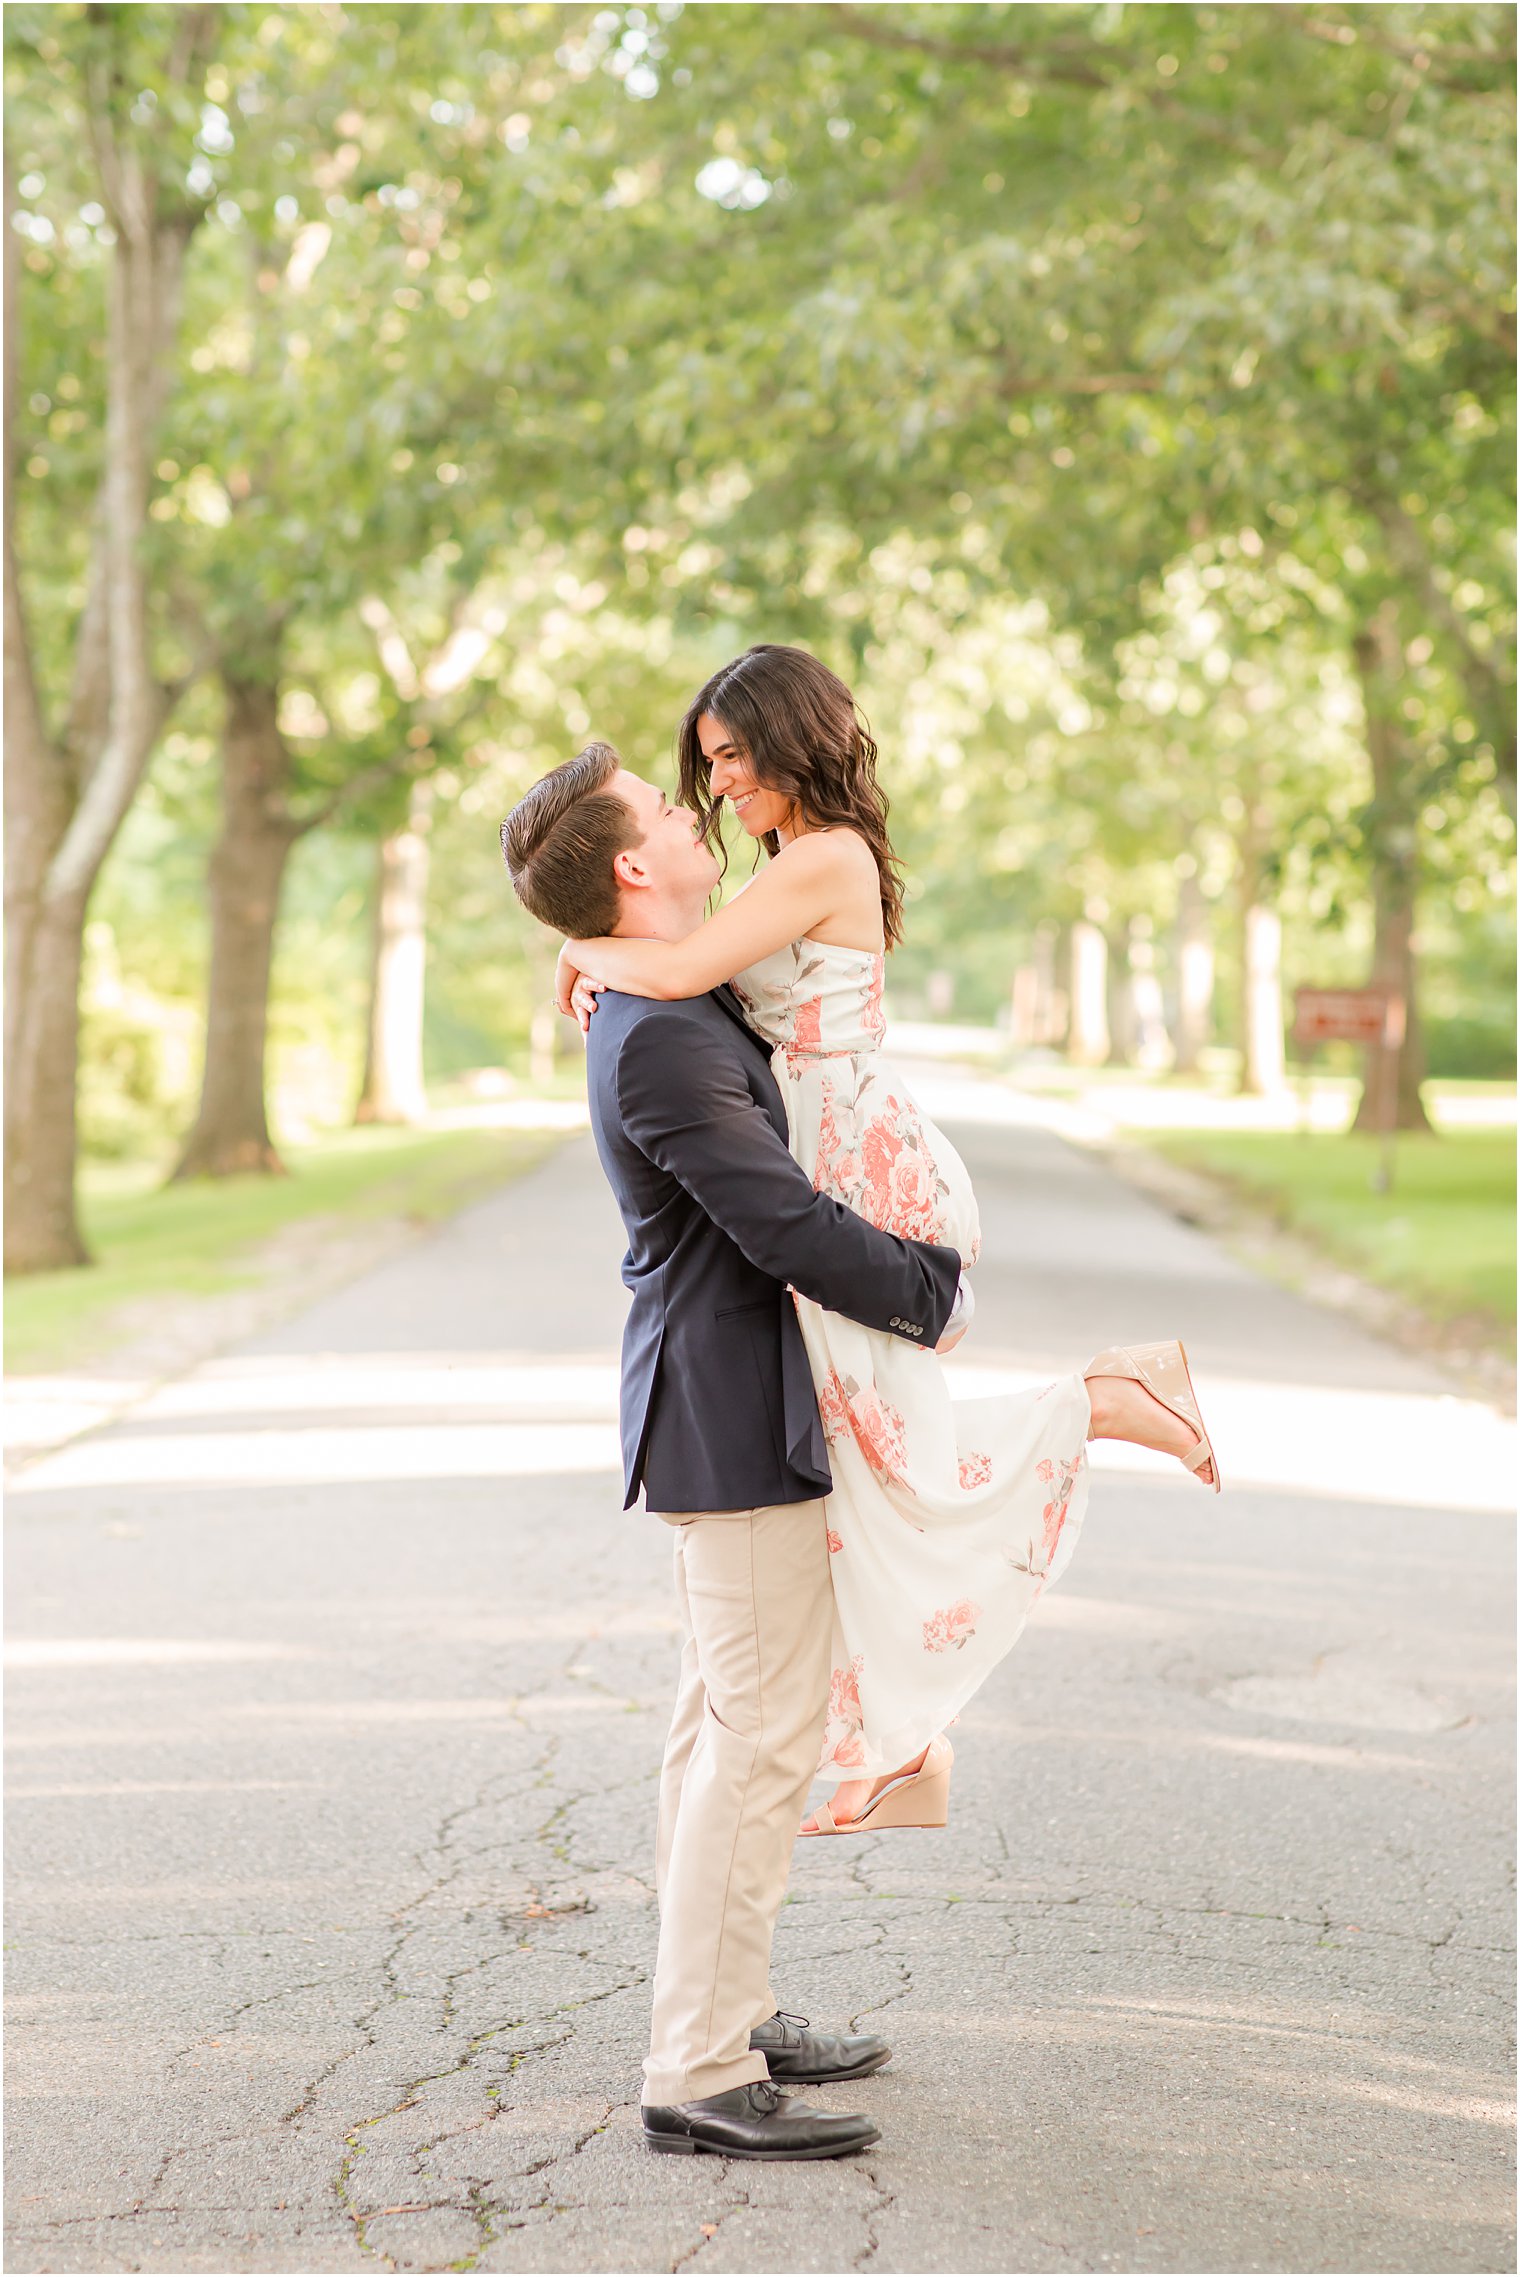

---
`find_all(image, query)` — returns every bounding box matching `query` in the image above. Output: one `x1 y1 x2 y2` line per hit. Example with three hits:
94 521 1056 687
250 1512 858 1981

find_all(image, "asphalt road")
6 1073 1514 2276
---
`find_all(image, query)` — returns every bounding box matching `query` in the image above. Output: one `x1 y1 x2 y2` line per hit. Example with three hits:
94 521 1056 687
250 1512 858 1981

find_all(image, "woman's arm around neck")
562 828 882 1004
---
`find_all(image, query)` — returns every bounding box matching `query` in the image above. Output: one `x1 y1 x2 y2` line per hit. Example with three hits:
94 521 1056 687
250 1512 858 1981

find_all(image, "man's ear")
612 846 648 890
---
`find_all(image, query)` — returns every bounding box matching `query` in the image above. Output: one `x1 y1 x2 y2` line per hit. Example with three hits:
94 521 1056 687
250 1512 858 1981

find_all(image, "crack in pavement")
296 1630 653 2266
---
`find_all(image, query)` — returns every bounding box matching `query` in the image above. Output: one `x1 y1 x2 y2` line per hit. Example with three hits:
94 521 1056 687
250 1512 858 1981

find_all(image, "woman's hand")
555 942 608 1034
569 970 606 1035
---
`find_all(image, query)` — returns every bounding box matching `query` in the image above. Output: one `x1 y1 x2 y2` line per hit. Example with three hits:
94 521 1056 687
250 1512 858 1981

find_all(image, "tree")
4 5 216 1269
605 1 1515 1113
355 777 432 1126
161 4 658 1175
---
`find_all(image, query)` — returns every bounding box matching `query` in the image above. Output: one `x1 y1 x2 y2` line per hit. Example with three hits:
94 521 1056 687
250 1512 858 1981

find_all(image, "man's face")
612 769 719 908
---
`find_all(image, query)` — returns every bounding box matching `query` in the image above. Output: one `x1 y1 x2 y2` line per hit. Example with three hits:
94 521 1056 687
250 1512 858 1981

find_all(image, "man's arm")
615 1006 959 1345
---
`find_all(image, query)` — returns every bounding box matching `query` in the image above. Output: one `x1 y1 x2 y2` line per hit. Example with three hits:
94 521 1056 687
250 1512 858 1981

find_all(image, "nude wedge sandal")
1084 1338 1221 1493
799 1734 954 1836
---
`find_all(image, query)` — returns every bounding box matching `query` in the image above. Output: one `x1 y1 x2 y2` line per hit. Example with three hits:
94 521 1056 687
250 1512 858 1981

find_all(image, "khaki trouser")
642 1498 833 2107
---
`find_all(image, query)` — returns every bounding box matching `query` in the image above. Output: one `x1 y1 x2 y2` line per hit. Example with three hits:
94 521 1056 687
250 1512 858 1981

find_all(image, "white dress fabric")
730 937 1092 1781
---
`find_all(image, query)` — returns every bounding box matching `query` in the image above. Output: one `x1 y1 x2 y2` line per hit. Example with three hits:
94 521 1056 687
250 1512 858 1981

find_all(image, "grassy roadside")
1144 1126 1515 1355
5 1121 559 1376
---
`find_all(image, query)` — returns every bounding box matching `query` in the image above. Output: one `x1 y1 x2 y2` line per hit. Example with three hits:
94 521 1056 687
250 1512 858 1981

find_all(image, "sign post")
1291 988 1407 1193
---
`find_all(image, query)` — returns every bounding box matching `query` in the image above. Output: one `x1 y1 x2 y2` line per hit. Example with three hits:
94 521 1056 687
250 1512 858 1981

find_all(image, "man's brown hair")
499 741 643 938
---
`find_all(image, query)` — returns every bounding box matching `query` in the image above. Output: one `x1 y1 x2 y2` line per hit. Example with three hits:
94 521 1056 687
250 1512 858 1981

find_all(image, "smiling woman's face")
696 712 794 840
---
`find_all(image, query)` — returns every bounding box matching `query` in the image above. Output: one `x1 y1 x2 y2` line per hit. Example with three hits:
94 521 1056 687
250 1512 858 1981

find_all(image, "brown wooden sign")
1292 988 1406 1050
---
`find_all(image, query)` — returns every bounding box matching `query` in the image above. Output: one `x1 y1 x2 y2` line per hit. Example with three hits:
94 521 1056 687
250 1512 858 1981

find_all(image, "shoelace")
767 2009 811 2046
745 2081 788 2114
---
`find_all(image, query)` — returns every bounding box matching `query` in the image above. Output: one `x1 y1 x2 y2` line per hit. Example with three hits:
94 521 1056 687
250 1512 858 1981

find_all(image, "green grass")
1146 1126 1516 1347
5 1122 557 1375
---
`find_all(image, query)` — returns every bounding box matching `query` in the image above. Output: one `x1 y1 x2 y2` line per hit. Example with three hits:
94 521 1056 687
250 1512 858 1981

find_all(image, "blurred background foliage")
4 0 1514 1278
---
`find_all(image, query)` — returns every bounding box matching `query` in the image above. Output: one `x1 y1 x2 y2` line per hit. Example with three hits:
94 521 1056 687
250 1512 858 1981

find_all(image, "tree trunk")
173 676 298 1179
1066 918 1109 1065
4 892 90 1270
355 781 432 1125
1104 925 1135 1067
1125 918 1171 1070
3 56 208 1271
1241 902 1285 1095
1032 920 1060 1045
1172 868 1214 1074
1351 608 1433 1134
1235 820 1285 1095
1009 962 1039 1049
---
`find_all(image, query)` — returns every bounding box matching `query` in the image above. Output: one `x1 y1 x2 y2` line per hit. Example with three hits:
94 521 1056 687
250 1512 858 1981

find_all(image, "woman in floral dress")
556 646 1218 1831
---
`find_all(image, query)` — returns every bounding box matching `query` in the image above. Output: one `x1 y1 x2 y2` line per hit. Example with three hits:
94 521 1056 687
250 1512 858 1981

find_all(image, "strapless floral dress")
730 937 1092 1781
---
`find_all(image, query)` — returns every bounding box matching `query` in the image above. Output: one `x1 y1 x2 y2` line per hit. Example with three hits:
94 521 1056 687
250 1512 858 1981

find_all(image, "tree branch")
1001 368 1163 398
289 748 426 839
1365 492 1516 806
1286 7 1515 84
2 149 52 775
824 5 1112 88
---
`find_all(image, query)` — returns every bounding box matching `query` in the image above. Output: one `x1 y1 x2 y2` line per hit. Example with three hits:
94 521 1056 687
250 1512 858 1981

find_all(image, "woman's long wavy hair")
675 645 906 949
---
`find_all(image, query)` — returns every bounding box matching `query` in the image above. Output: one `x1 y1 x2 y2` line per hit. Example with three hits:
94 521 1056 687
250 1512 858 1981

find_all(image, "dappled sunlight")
952 1363 1514 1513
236 1692 641 1724
5 1637 313 1668
137 1353 622 1420
3 1375 157 1462
952 1715 1458 1777
1063 1997 1497 2060
897 1054 1518 1138
9 1418 623 1491
7 1778 329 1799
1023 1593 1190 1638
1305 2076 1513 2125
1182 1731 1454 1774
4 1875 352 1909
10 1348 1512 1508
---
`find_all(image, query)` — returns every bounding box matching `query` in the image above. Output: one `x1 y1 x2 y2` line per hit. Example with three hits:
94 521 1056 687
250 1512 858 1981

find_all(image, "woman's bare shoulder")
774 825 879 877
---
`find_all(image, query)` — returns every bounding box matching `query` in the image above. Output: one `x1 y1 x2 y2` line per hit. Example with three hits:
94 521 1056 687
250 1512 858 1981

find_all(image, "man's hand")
935 1274 974 1355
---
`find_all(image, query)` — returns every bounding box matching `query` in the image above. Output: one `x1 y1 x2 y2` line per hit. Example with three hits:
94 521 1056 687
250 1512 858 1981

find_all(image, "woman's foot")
801 1742 931 1834
1084 1367 1217 1488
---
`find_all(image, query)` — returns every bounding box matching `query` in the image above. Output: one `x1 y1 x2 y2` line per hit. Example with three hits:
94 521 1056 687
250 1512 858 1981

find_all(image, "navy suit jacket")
584 982 961 1514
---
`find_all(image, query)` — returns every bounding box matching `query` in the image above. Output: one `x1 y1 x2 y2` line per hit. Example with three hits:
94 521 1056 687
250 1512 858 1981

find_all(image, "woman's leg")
1084 1368 1216 1486
802 1741 933 1834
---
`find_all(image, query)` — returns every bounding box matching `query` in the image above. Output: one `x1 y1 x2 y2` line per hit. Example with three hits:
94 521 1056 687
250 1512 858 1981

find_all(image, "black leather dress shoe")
750 2008 892 2083
642 2080 880 2160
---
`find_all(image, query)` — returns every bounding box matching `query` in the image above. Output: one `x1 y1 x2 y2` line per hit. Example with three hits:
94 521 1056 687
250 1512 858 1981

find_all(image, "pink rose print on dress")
1040 1451 1085 1566
861 960 886 1042
812 1079 861 1197
817 1370 853 1448
922 1599 981 1653
1008 1445 1087 1582
784 992 824 1073
818 1653 867 1770
848 1381 913 1490
861 1096 948 1244
889 1147 941 1233
826 1528 844 1553
958 1451 992 1491
829 1657 862 1722
817 1370 913 1490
